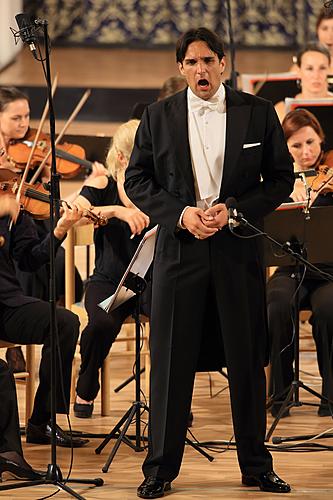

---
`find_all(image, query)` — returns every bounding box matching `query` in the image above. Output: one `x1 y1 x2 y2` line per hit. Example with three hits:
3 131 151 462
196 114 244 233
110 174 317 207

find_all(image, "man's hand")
203 203 228 230
54 202 83 240
182 206 218 239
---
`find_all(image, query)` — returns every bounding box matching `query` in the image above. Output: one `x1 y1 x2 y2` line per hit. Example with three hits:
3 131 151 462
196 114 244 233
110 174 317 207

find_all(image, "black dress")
76 178 151 401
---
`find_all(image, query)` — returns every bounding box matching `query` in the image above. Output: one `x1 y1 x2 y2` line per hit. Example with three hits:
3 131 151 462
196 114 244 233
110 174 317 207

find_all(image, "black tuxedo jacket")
125 85 294 369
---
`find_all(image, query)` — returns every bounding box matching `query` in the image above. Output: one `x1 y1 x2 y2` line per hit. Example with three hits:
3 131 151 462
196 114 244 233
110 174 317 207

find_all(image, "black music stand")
263 204 333 441
241 72 298 105
285 98 333 152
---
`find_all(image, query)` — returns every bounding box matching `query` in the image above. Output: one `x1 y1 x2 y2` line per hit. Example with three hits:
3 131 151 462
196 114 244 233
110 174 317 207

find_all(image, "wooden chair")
0 342 37 424
65 223 150 416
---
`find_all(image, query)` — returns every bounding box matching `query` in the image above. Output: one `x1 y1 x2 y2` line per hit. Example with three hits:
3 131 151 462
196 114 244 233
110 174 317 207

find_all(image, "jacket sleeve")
125 107 187 233
11 212 63 272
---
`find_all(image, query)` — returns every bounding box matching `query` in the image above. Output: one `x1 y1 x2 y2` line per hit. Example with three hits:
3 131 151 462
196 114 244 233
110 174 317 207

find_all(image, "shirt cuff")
177 206 190 229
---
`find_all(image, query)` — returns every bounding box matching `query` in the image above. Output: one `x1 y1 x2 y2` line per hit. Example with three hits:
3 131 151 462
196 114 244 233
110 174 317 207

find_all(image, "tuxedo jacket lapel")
220 86 251 198
165 86 252 203
166 90 196 203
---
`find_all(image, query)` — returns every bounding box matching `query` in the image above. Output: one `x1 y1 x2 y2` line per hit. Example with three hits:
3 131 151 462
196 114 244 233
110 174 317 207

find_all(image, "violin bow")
15 73 59 205
29 89 91 185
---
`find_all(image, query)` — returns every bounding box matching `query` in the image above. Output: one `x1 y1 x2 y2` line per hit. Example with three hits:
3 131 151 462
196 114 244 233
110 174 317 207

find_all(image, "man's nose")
196 62 206 74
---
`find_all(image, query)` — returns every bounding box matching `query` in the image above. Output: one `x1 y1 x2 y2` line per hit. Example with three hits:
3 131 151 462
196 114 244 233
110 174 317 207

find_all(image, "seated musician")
0 196 42 480
0 193 88 447
0 86 87 370
267 108 333 418
73 119 150 418
275 43 333 122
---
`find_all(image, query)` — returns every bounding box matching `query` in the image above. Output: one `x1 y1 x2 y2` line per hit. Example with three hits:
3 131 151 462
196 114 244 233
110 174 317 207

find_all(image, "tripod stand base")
266 380 333 442
0 463 103 499
95 401 148 473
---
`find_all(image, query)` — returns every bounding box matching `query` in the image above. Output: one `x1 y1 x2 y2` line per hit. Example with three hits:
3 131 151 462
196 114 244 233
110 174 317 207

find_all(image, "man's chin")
195 87 213 100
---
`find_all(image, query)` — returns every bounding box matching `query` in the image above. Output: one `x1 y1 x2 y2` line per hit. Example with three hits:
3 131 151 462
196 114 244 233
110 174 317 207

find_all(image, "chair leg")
25 345 36 425
101 354 111 416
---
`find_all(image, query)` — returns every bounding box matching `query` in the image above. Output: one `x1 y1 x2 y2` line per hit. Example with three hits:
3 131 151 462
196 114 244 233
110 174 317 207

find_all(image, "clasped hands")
182 203 228 240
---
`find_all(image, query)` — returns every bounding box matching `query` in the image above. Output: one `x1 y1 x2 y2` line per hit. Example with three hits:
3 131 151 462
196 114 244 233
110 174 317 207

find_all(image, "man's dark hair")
176 27 225 64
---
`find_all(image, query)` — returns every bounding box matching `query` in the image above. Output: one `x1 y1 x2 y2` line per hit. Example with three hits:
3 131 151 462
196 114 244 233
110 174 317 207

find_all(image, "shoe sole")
242 479 291 493
26 436 88 448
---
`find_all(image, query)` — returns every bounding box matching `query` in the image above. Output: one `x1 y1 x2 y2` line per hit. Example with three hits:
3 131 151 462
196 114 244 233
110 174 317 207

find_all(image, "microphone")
225 197 240 230
15 13 38 58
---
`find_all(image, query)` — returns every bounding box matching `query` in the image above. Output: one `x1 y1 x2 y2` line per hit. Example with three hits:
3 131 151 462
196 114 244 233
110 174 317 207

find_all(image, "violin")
6 129 93 179
309 151 333 195
0 168 107 225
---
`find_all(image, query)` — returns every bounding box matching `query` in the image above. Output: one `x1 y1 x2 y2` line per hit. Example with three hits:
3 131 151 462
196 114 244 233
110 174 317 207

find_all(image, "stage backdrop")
23 1 326 49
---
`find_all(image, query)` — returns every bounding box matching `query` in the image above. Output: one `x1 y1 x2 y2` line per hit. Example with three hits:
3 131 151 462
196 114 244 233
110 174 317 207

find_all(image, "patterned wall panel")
23 0 327 48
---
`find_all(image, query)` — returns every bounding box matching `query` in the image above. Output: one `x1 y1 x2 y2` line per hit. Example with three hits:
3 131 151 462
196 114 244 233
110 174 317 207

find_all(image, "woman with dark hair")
276 43 333 122
267 108 333 418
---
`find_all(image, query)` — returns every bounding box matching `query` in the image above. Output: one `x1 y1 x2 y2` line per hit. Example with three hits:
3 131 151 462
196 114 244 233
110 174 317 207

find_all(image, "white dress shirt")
187 83 226 208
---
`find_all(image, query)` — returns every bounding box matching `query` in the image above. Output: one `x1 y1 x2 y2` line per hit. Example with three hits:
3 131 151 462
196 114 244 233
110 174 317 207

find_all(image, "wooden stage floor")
1 46 333 499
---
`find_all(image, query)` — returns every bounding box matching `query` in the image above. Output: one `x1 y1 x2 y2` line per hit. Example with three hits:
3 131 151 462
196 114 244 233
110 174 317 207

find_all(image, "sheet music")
276 201 307 210
98 225 158 313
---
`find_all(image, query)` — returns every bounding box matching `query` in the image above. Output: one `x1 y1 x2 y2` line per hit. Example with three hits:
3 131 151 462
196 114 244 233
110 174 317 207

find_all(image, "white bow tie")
189 95 224 114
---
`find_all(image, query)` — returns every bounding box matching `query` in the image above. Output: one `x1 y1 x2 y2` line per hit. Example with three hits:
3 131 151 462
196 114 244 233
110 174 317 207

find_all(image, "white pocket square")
243 142 261 149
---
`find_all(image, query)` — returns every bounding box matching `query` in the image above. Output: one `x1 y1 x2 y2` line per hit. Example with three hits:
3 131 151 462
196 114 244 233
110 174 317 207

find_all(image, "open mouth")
198 79 209 89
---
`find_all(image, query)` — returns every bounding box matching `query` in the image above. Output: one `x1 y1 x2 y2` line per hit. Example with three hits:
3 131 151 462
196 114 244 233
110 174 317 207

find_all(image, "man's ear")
219 56 226 75
178 62 185 76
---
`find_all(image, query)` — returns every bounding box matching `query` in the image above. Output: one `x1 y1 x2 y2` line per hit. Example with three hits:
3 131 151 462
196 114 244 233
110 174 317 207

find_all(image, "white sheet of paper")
98 225 158 313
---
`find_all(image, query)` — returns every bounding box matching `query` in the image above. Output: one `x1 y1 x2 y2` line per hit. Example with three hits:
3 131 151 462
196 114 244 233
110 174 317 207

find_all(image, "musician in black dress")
268 109 333 417
73 120 150 418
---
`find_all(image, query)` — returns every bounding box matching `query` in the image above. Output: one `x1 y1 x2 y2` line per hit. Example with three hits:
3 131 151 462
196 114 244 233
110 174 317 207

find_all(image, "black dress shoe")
26 421 89 448
0 453 43 481
137 476 171 498
74 401 94 418
242 471 291 493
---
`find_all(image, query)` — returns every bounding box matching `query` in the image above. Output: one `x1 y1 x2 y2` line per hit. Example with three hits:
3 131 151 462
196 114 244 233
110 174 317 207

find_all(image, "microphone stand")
228 207 333 444
0 17 103 499
224 0 238 89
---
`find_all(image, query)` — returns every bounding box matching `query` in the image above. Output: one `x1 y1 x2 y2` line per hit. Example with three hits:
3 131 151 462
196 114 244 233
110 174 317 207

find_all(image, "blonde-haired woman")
73 120 150 418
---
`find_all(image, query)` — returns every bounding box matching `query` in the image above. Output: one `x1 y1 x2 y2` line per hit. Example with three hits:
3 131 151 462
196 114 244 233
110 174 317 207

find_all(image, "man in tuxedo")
125 27 294 498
